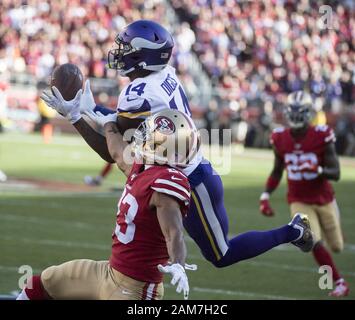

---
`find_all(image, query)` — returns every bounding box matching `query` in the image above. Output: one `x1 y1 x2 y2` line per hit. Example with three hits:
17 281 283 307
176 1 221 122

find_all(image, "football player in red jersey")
17 109 198 300
260 91 349 297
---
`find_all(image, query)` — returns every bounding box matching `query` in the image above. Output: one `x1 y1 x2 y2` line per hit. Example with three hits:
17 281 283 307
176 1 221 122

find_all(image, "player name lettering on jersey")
116 65 201 175
161 73 178 96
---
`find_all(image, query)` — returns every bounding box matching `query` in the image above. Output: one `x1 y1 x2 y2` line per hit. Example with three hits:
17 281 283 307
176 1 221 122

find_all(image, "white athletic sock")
16 289 30 300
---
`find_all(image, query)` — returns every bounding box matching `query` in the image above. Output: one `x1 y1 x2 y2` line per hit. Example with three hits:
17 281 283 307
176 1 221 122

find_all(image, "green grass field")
1 132 354 300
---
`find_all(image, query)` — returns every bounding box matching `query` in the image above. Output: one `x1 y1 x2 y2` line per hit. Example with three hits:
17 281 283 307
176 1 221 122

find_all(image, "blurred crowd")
171 0 354 154
172 0 354 109
0 0 197 88
0 0 354 154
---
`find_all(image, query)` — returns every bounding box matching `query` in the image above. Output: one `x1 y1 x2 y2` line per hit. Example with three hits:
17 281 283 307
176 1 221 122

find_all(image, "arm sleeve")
150 169 191 216
270 128 284 153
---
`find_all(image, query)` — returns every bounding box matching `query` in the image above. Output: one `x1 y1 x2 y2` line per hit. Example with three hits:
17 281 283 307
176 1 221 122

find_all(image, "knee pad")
41 265 58 290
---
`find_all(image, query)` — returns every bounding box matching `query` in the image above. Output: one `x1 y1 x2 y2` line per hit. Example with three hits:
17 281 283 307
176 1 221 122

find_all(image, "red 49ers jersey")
271 125 336 205
109 163 190 283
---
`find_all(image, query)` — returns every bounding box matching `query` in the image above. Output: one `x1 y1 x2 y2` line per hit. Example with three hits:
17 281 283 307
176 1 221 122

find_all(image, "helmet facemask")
285 91 313 129
285 105 311 129
107 36 143 75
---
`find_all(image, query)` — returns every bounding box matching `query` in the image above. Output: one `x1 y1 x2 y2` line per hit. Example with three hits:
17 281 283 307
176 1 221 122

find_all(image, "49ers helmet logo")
154 116 175 134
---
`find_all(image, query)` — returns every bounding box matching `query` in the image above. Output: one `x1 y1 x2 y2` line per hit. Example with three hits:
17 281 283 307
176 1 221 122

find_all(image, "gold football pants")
41 259 164 300
290 200 343 252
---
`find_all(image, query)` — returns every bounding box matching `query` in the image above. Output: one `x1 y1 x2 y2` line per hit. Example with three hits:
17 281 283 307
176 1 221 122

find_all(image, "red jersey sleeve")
321 125 336 144
270 127 285 154
311 125 336 146
150 168 191 216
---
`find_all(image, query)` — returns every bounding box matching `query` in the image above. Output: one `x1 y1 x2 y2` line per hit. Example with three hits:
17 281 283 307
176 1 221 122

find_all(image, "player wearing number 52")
260 91 349 297
17 109 198 300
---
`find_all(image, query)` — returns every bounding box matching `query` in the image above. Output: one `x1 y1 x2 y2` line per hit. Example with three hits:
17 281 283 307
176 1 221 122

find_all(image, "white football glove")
79 79 96 114
41 87 82 124
84 110 117 128
166 261 198 271
158 263 190 300
184 263 198 271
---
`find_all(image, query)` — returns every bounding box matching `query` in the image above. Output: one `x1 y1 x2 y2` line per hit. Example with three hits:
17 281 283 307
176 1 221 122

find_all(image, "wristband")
317 166 323 175
260 192 270 201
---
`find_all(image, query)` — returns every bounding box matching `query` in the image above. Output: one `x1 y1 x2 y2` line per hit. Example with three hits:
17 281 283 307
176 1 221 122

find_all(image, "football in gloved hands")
50 63 83 101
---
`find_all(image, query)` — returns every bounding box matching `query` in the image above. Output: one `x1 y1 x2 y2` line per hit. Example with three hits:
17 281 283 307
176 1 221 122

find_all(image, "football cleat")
288 213 314 252
84 175 102 186
329 279 350 297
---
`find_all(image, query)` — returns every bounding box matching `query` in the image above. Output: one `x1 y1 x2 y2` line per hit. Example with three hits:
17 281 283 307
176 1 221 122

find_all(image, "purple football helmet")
108 20 174 76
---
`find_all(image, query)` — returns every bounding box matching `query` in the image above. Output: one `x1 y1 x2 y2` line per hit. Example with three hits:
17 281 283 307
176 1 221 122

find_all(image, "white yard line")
0 213 107 231
2 133 355 165
0 286 296 300
1 235 355 278
0 263 297 300
0 235 109 251
190 286 296 300
187 254 355 278
2 208 355 259
0 190 118 197
0 134 86 147
164 284 297 300
185 235 355 255
2 214 355 255
0 265 41 273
